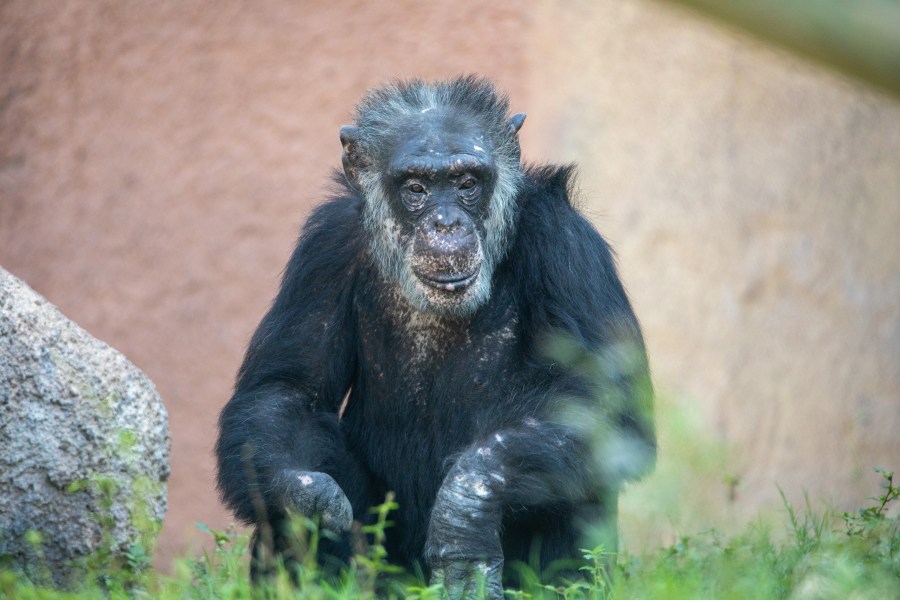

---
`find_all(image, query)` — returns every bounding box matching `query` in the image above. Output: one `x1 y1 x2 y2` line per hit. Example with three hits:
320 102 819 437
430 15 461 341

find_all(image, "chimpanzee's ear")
339 126 368 193
507 113 527 162
508 113 526 134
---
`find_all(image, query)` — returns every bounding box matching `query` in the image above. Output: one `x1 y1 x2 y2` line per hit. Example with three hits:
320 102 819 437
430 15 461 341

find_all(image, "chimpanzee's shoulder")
302 174 366 242
508 164 632 347
514 164 610 253
277 175 367 295
519 164 578 207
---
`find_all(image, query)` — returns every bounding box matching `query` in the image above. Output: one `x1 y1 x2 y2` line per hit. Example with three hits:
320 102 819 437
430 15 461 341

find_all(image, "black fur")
215 78 655 590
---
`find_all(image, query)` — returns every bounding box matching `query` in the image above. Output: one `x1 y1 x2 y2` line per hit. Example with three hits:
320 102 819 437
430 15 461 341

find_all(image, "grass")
1 468 897 599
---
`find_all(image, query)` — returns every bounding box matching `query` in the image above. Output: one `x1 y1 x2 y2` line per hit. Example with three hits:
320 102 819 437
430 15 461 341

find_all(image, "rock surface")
0 266 170 586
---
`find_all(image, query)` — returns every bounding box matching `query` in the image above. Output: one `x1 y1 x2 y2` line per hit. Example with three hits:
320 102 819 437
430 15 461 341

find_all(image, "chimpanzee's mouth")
416 270 479 292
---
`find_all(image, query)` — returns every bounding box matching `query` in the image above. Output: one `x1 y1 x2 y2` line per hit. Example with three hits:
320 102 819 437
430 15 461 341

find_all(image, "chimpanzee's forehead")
394 109 491 153
387 109 493 173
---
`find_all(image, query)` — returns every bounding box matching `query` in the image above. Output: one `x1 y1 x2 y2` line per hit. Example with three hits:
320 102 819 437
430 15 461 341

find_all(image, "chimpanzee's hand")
278 469 353 533
425 452 505 599
430 557 504 600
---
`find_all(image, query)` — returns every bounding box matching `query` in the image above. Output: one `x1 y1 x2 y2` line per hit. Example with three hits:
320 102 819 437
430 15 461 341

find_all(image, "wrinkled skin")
425 450 506 599
343 107 513 315
278 470 353 534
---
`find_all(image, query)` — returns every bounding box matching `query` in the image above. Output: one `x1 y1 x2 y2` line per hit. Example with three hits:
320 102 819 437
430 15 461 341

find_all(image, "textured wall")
1 0 898 563
526 1 900 539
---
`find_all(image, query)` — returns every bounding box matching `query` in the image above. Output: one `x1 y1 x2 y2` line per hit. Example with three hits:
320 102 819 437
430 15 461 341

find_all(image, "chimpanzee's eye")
458 178 480 206
402 181 428 211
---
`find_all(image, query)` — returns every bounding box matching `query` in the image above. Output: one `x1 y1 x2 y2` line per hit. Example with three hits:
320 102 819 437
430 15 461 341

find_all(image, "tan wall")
1 0 897 562
526 1 900 540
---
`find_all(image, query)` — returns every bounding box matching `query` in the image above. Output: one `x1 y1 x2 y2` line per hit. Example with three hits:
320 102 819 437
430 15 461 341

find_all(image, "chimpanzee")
215 75 655 597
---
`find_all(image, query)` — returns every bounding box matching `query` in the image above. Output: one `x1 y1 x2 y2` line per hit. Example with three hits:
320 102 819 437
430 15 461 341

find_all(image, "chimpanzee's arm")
215 196 368 530
511 166 657 486
425 167 656 596
426 381 652 598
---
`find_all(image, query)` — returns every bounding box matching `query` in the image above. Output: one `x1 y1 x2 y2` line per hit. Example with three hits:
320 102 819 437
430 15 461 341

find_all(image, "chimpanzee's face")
384 111 498 312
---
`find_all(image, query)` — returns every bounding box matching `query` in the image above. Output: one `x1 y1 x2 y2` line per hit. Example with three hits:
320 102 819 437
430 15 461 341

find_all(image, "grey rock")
0 266 170 586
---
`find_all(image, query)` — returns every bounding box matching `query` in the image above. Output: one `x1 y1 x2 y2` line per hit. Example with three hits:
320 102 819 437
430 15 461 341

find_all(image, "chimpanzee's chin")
409 270 486 316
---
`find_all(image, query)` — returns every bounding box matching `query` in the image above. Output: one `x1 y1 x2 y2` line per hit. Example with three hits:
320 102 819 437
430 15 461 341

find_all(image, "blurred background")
1 0 898 566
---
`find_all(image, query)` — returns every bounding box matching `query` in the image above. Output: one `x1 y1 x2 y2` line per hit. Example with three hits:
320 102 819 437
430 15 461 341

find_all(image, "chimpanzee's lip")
416 270 479 292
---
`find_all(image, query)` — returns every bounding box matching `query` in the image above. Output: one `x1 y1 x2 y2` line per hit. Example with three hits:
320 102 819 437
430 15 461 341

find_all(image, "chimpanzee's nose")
431 204 473 236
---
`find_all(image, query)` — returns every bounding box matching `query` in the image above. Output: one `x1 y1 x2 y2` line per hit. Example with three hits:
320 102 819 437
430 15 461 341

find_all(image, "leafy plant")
840 468 900 578
2 472 898 598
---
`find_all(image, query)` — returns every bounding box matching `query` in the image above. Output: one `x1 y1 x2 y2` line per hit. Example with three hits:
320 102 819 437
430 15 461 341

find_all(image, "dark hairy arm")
215 195 368 528
425 167 656 595
508 165 657 488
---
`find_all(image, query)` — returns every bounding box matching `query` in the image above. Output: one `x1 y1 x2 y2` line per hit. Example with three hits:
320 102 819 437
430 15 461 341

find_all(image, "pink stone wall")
0 0 531 563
